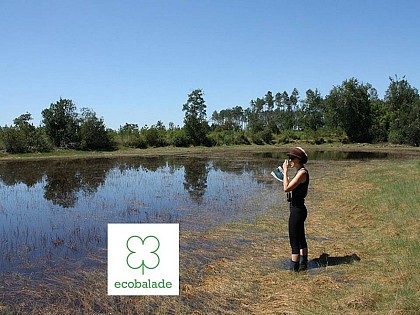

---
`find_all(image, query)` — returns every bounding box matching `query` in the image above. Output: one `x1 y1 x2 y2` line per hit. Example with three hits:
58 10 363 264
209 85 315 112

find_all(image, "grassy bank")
0 143 419 161
1 152 419 314
174 158 419 314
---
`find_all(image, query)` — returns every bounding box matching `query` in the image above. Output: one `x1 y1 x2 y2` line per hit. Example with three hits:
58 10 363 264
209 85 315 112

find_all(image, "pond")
0 150 403 275
0 155 279 274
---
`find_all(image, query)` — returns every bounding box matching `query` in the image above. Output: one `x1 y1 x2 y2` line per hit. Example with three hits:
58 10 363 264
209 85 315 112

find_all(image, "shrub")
1 127 27 153
135 134 148 149
260 129 274 144
29 128 53 152
167 129 190 147
0 126 53 153
208 131 250 146
277 130 301 144
250 131 265 145
142 127 167 147
79 110 116 151
233 132 251 145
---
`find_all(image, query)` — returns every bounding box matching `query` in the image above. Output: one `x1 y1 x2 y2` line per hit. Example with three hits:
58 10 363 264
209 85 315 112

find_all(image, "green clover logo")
126 235 160 275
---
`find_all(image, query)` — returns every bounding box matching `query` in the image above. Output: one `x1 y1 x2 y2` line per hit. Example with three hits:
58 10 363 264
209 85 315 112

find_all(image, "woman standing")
282 147 309 272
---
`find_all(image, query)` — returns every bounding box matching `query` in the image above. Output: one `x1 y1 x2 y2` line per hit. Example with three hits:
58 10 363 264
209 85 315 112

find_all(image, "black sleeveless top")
291 167 309 206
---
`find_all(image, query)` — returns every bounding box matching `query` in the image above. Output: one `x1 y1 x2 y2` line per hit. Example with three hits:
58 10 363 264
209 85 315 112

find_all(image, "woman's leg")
298 208 308 270
288 206 301 271
299 248 308 271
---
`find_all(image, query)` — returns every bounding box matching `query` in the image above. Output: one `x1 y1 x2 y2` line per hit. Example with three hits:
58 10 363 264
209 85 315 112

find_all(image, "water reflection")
0 156 276 274
0 159 114 208
183 159 209 204
0 160 46 187
43 159 113 207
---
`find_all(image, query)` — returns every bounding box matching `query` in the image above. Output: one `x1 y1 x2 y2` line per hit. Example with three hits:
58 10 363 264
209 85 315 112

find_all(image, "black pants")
288 204 308 255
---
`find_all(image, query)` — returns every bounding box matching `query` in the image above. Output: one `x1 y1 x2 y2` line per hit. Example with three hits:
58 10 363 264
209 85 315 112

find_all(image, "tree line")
0 100 115 153
209 76 419 146
0 75 419 153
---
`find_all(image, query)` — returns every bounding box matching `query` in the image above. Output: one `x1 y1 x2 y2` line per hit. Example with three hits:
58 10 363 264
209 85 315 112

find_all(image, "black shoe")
290 260 300 272
298 263 307 272
299 255 308 271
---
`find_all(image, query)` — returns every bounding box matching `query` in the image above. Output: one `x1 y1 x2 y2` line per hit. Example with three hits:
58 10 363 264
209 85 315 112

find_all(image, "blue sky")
1 0 419 130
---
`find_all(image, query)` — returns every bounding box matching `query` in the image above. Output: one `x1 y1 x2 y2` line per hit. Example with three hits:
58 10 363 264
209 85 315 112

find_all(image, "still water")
0 156 278 274
0 150 397 274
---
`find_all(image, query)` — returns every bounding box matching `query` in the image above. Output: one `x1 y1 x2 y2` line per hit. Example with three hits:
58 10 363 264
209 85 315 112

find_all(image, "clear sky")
1 0 419 130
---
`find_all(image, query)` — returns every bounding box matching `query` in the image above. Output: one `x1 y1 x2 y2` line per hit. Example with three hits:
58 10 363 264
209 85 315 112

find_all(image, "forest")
0 75 419 153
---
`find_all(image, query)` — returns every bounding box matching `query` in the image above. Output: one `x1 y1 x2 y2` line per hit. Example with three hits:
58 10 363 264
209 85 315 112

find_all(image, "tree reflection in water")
183 159 209 204
0 155 277 274
43 159 113 208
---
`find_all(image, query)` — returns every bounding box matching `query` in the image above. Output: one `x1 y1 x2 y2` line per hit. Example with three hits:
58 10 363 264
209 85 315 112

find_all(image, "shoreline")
0 143 419 162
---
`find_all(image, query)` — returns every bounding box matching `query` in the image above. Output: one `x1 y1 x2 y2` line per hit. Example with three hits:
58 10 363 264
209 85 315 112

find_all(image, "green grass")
183 158 420 314
0 142 419 161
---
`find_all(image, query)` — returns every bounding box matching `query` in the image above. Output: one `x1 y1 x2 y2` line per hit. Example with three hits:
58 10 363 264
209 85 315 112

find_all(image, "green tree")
1 125 27 153
301 89 324 131
1 113 52 153
142 121 167 147
290 88 300 130
182 89 209 146
247 98 266 133
385 76 420 145
265 91 274 112
325 78 373 143
79 108 115 150
405 99 420 146
370 98 390 143
118 123 141 147
265 91 279 133
281 91 294 130
231 106 246 130
13 113 34 132
42 98 80 147
166 126 190 147
211 106 245 132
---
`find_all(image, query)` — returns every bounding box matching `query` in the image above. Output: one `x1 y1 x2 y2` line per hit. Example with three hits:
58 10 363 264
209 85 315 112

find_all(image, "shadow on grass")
311 253 361 268
277 253 361 271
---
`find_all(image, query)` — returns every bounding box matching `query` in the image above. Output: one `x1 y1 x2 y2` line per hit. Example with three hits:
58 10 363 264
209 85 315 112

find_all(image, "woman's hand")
282 159 289 173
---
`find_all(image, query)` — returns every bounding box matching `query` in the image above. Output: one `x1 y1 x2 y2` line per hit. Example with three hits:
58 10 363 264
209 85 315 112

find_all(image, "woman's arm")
282 161 307 193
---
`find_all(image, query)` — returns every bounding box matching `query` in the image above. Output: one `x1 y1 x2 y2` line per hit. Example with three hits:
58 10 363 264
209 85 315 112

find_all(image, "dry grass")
1 148 419 314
